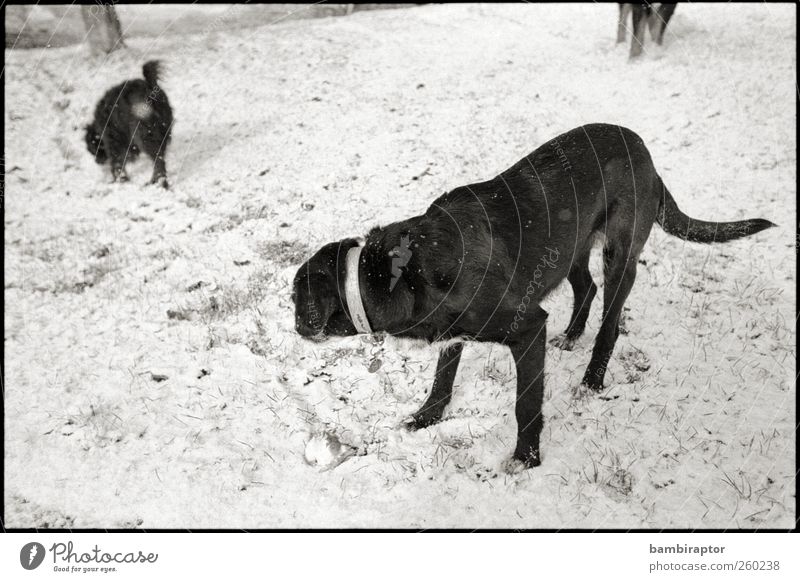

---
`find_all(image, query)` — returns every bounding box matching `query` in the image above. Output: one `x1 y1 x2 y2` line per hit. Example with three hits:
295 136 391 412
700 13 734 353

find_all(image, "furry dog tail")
655 176 776 243
142 61 162 89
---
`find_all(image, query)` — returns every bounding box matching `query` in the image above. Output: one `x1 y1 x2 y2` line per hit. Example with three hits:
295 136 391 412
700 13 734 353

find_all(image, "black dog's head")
83 124 107 164
292 238 360 341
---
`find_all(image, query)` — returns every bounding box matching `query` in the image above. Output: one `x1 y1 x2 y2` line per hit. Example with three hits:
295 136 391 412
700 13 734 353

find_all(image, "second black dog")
84 61 173 188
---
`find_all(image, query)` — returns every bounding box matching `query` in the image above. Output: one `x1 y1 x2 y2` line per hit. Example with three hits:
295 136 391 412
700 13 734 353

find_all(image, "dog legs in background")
649 3 677 45
620 3 677 57
616 3 632 43
509 307 548 468
406 341 464 429
629 4 650 58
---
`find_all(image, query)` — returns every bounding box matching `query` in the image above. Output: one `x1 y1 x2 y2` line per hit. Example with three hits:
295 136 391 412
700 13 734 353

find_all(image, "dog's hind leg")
405 341 463 430
149 152 169 189
509 306 548 467
551 253 597 351
147 135 169 188
581 224 646 391
653 3 677 45
145 124 170 188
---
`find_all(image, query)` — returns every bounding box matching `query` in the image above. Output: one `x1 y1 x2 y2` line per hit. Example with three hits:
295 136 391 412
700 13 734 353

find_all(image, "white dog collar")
345 245 372 334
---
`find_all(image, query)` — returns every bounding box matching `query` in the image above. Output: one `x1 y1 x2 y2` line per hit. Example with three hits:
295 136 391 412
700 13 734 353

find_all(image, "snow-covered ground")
4 3 795 529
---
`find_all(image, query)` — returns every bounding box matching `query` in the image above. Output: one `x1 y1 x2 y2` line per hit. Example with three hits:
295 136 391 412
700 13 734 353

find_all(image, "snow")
4 3 795 529
304 432 355 469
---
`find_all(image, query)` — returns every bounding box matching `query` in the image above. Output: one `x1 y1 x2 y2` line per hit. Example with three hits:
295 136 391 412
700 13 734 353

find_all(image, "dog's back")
423 125 653 296
406 123 772 341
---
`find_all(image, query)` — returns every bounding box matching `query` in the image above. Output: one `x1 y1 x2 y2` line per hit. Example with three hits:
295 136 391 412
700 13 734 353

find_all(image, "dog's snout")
295 319 310 336
295 317 319 338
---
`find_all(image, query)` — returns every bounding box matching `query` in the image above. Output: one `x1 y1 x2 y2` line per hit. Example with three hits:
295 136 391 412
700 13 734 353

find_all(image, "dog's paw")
573 379 605 401
501 457 528 475
571 382 595 400
505 450 541 473
402 413 441 432
150 176 169 189
511 445 541 469
582 379 605 392
549 334 577 351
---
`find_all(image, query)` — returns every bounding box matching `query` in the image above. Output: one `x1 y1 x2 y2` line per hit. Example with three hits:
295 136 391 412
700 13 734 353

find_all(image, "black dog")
618 3 677 58
293 123 774 469
84 61 173 187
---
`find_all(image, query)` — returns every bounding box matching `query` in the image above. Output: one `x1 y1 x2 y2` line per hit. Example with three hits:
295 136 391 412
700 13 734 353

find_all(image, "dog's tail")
142 60 162 89
655 177 776 243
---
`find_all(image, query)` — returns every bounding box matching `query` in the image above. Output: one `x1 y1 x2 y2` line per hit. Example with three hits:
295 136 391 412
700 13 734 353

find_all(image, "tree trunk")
81 5 124 55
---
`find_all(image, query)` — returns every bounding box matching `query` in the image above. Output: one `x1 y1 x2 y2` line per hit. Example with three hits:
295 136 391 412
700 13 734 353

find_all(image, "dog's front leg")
509 308 547 468
110 157 129 183
405 341 463 430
